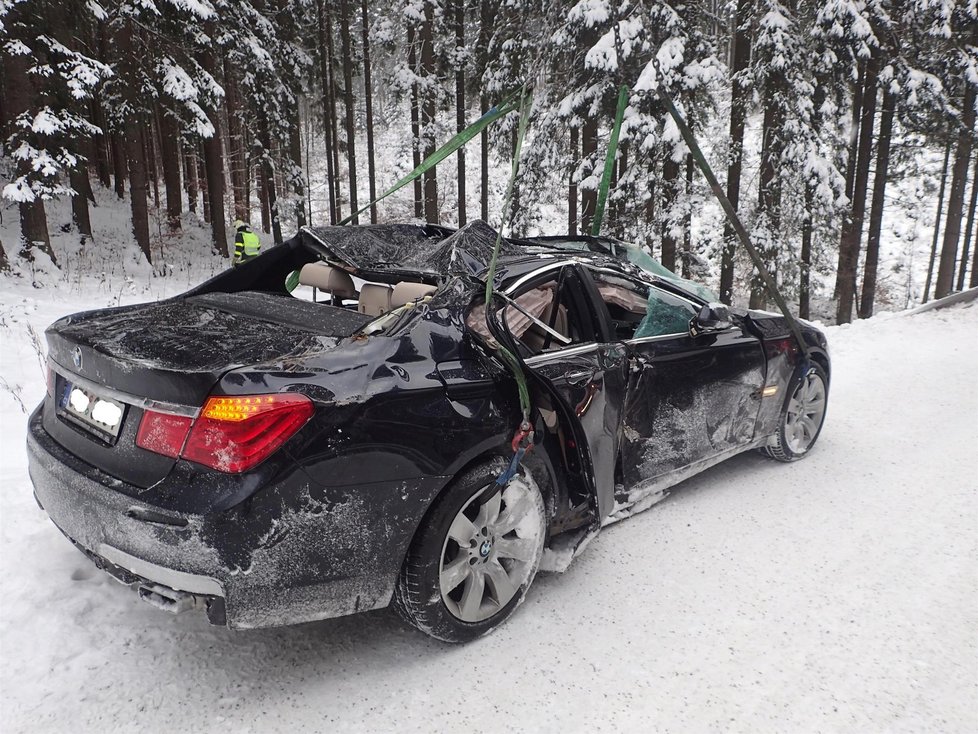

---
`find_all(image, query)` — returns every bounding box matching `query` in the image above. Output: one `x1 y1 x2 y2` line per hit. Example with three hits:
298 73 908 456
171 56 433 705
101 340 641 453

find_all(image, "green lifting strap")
648 64 810 357
591 84 629 236
484 86 534 422
339 89 524 226
286 89 524 292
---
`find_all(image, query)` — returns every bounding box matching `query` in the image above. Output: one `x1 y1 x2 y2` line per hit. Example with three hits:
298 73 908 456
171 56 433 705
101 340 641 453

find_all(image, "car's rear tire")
393 459 547 643
762 363 829 462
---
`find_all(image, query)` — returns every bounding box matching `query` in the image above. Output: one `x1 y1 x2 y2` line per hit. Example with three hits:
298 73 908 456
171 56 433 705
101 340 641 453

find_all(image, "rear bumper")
27 407 446 629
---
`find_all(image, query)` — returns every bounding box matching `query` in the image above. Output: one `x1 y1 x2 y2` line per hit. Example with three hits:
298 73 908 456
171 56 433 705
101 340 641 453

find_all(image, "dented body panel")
27 221 830 630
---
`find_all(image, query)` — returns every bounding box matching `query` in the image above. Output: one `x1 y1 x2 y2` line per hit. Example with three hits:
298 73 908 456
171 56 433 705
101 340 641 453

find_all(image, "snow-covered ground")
1 262 975 731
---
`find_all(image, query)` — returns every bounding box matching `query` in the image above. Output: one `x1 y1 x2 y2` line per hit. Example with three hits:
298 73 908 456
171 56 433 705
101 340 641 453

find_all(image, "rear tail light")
182 394 314 473
136 411 194 458
136 394 314 473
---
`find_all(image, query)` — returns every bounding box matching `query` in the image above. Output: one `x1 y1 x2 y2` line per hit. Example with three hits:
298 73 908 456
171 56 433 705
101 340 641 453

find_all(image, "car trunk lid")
44 291 370 489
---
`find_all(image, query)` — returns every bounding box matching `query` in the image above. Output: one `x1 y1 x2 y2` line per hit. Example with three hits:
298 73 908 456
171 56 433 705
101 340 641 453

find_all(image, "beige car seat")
392 282 437 308
522 297 569 352
298 263 357 304
358 283 394 317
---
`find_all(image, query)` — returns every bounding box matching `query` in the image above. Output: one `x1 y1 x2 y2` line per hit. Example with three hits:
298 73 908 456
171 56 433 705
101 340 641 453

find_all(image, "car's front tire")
762 363 829 462
393 459 547 643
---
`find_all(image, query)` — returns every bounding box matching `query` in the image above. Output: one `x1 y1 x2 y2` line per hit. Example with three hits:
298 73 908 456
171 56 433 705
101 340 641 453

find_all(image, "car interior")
293 262 437 317
589 270 699 340
466 267 593 357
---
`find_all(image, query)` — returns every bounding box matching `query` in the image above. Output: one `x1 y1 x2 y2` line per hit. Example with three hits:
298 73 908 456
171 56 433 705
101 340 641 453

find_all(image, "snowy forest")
1 0 976 324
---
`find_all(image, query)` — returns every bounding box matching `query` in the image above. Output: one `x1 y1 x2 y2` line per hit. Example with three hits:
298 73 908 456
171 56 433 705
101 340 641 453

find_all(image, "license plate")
57 378 127 441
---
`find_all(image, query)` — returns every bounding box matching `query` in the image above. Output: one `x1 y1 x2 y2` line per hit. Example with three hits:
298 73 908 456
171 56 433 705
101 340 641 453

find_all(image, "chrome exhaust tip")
137 583 200 615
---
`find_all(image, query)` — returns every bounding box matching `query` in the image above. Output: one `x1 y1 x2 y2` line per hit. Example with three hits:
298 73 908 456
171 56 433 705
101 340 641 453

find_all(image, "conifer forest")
2 0 976 323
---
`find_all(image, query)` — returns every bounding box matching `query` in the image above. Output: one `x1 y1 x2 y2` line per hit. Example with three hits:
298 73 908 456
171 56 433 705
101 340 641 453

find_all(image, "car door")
503 264 628 520
583 268 766 497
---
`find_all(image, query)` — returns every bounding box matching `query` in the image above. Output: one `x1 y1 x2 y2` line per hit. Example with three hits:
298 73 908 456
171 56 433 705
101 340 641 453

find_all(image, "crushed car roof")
298 219 713 301
300 220 525 277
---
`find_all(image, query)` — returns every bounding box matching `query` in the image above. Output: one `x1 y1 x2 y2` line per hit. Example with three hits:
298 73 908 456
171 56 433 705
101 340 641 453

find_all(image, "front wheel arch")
392 458 548 642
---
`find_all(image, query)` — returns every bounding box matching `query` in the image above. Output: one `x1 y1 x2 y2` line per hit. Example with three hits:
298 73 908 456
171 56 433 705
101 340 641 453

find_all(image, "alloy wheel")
439 479 544 623
784 370 827 454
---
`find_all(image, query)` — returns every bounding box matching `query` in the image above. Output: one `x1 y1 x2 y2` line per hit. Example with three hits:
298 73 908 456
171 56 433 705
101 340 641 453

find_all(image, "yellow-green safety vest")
235 228 261 259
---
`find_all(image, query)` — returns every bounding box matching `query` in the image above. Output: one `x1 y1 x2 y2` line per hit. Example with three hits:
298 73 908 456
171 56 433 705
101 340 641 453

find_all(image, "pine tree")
935 20 978 299
2 0 110 263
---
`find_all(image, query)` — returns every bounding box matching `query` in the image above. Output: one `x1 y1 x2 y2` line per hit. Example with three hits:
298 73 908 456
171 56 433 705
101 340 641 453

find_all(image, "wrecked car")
27 220 830 643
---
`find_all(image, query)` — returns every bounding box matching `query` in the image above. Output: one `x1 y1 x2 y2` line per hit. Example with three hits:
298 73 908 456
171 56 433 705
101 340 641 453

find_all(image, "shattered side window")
592 271 697 340
635 288 698 338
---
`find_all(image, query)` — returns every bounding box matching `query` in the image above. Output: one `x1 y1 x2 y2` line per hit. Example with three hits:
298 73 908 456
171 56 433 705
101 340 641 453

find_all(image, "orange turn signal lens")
201 395 279 422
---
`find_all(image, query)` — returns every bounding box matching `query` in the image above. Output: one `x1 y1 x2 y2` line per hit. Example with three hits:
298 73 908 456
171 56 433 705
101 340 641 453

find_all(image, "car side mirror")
690 302 732 337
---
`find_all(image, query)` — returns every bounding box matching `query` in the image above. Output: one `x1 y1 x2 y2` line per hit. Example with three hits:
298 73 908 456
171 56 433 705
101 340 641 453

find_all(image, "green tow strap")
484 86 534 422
286 89 523 292
339 89 523 226
648 64 810 356
591 85 629 236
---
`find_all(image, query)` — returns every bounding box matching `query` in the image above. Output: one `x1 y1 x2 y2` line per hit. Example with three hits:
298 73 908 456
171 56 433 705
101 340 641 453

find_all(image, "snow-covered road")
1 293 975 733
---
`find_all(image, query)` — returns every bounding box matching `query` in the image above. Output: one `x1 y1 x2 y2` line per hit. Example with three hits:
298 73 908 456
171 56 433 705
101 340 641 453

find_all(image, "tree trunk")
317 0 338 223
111 133 126 198
568 126 578 235
800 185 813 320
17 200 53 263
259 123 283 244
750 74 785 310
858 85 896 319
199 145 211 223
324 4 343 222
479 0 492 222
223 59 248 221
275 0 306 229
0 239 8 272
719 0 752 305
184 148 199 214
660 154 681 272
645 181 656 257
408 24 423 219
288 107 307 228
958 156 977 291
201 129 227 255
258 161 271 233
125 119 152 263
935 54 978 298
836 54 879 324
580 117 598 234
360 0 378 223
923 142 952 302
480 89 489 221
844 62 866 206
158 105 183 229
200 35 228 257
420 1 439 223
682 153 693 278
145 115 160 210
90 94 112 188
339 0 359 224
453 0 466 226
69 166 93 240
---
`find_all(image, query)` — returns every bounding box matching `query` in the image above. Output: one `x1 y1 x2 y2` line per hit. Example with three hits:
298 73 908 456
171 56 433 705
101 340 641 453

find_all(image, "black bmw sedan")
27 220 830 642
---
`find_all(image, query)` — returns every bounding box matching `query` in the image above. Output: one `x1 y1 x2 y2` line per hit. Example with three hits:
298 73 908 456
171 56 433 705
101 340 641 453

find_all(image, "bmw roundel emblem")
71 347 83 370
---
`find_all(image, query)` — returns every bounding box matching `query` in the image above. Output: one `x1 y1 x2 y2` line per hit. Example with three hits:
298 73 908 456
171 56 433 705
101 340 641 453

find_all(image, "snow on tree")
1 0 111 263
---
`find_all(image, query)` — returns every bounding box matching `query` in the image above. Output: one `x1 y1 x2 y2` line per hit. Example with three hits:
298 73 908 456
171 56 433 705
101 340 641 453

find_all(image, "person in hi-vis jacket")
232 219 261 266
